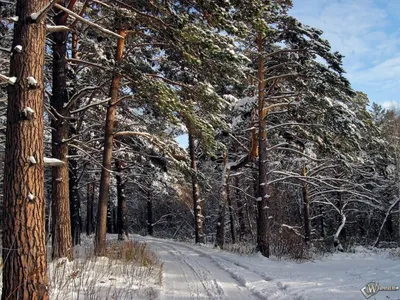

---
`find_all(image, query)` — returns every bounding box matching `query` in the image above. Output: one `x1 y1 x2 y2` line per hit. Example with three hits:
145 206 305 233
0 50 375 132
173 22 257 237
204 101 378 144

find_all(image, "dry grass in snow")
0 235 163 300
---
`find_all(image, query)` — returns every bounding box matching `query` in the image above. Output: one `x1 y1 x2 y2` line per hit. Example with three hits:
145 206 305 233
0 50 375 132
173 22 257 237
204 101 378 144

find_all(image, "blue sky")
290 0 400 108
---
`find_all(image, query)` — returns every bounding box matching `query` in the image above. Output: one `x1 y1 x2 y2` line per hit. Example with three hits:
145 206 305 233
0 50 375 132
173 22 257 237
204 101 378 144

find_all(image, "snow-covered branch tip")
28 156 37 165
0 47 11 53
44 157 65 167
46 25 71 33
0 74 17 85
22 107 35 120
14 45 22 53
27 76 38 88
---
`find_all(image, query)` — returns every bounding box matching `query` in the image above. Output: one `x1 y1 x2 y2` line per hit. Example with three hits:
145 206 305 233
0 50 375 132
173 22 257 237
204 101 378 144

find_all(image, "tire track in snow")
138 237 259 300
159 240 305 300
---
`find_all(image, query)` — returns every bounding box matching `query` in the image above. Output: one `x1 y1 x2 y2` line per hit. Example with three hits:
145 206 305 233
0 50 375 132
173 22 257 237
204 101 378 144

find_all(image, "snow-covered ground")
0 235 163 300
136 235 400 300
1 235 400 299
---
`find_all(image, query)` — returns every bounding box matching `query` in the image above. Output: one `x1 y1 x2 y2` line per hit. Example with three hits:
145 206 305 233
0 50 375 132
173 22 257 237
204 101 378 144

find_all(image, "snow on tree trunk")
2 0 49 298
95 25 126 256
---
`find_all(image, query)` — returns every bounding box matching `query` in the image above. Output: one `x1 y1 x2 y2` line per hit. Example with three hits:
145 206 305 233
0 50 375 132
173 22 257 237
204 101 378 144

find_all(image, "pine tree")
1 0 49 298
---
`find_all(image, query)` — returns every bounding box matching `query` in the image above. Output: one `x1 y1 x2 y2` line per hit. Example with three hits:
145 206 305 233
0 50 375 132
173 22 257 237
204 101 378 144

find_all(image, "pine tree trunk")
302 165 311 244
256 32 270 257
86 183 95 235
2 0 49 298
147 188 154 236
115 160 128 240
95 26 126 256
188 130 205 243
50 1 73 260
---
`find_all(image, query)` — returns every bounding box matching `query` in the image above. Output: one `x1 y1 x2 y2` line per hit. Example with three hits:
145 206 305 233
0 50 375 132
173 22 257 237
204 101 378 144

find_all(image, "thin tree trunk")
95 26 126 256
319 204 326 238
235 176 246 241
256 32 270 257
147 188 154 236
216 152 229 249
107 202 114 233
302 164 311 244
115 159 128 240
69 31 81 246
86 183 94 235
69 146 81 246
50 0 73 260
227 177 236 244
188 130 205 243
2 0 49 298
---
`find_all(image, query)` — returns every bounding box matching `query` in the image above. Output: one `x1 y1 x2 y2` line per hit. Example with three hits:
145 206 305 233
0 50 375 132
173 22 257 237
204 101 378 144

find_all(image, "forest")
1 0 400 299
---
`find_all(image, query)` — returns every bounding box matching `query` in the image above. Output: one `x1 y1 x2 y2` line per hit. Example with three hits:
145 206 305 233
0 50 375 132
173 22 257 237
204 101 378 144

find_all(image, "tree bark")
256 32 270 257
302 164 311 244
235 176 246 241
86 183 95 235
147 188 154 236
188 130 205 243
95 26 126 256
227 177 236 244
69 146 81 246
69 31 81 246
216 152 229 249
116 159 128 240
2 0 49 298
50 0 73 260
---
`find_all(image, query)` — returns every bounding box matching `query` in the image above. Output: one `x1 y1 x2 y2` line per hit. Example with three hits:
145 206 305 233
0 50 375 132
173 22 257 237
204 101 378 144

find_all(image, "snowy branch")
53 3 125 39
46 25 71 32
44 157 65 167
30 0 58 21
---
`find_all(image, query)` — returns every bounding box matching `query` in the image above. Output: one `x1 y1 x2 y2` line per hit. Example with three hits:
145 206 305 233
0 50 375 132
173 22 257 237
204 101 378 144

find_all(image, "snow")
23 107 34 116
30 13 40 21
27 76 38 86
44 157 65 166
28 156 37 164
14 45 22 53
136 235 400 300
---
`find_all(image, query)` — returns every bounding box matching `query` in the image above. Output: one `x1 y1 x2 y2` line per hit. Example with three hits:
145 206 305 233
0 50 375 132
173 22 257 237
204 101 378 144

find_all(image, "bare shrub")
49 238 162 299
270 226 311 260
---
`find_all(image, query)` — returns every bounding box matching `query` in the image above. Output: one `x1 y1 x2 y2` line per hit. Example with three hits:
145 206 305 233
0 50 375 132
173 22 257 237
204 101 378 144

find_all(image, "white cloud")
382 100 400 109
290 0 400 104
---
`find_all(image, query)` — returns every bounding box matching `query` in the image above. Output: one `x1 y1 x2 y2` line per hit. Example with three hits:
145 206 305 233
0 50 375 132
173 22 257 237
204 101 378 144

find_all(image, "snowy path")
136 235 400 300
136 236 260 300
135 236 304 300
